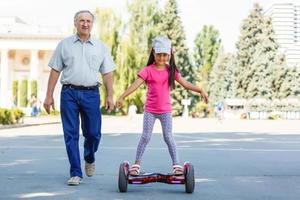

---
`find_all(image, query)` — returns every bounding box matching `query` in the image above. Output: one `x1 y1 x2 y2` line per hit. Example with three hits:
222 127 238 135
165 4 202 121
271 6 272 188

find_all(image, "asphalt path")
1 129 300 199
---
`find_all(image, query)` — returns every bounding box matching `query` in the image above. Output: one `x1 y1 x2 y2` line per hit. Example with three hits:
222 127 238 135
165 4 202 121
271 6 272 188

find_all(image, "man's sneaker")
85 162 95 177
67 176 82 186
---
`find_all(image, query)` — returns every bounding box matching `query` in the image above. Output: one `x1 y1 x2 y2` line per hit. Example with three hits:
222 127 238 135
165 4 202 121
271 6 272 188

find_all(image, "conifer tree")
160 0 195 115
208 49 235 105
279 66 300 98
236 4 278 98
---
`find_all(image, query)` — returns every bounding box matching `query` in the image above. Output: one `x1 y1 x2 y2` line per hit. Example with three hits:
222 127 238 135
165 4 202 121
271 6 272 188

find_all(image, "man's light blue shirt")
49 34 116 86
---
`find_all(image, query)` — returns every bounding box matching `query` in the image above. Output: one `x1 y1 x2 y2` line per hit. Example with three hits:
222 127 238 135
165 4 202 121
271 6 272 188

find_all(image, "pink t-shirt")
138 64 181 114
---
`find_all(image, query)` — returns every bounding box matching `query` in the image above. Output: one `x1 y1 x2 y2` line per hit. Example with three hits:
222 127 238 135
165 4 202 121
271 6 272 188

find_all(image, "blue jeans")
60 86 101 178
31 106 39 117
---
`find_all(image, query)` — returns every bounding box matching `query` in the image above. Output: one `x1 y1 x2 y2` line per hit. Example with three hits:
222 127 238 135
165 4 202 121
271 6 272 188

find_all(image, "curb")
0 121 61 130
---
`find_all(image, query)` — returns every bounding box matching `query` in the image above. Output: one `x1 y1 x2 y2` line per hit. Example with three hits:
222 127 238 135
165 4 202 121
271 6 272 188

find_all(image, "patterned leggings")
135 112 179 165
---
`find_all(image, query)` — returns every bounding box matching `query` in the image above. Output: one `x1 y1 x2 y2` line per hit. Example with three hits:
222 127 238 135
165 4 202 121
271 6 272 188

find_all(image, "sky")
0 0 299 53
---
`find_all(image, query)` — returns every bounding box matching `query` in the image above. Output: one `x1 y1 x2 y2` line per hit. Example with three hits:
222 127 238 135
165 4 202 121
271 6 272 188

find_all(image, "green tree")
94 8 122 109
30 80 37 98
114 0 161 113
222 53 237 100
20 79 28 107
12 80 18 107
247 16 278 98
279 66 300 98
235 3 278 98
194 25 221 91
95 7 121 61
270 54 287 99
208 49 235 105
160 0 195 116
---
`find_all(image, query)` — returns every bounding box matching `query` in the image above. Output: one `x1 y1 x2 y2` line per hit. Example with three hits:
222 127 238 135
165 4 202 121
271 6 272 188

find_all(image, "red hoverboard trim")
128 173 185 184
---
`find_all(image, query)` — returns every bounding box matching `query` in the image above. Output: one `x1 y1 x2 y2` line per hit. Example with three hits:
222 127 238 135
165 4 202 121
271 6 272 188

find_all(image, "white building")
0 16 69 109
264 2 300 67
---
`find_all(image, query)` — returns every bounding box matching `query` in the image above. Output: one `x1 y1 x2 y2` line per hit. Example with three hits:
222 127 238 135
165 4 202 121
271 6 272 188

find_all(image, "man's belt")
63 84 98 90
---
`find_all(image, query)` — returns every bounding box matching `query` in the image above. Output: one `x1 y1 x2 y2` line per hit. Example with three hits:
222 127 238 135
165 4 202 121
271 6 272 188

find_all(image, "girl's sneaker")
173 165 184 175
129 164 140 176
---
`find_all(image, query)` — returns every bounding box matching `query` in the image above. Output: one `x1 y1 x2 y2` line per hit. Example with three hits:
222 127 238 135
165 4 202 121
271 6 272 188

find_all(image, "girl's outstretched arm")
176 77 209 104
115 77 145 108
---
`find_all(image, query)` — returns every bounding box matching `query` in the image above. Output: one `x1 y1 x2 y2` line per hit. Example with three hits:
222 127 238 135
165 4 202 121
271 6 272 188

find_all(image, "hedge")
0 108 24 125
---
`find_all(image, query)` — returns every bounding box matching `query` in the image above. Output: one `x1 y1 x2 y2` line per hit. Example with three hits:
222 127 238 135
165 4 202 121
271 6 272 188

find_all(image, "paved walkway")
0 116 300 199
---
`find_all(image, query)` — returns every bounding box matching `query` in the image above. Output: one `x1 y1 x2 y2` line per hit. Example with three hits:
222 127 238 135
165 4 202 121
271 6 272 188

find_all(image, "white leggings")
135 112 179 165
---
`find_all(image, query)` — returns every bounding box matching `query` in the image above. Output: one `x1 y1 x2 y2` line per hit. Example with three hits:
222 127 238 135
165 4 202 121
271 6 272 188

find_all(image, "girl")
115 36 208 175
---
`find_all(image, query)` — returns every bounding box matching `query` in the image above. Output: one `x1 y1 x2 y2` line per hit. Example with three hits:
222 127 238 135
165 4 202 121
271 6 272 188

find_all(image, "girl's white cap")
152 36 171 54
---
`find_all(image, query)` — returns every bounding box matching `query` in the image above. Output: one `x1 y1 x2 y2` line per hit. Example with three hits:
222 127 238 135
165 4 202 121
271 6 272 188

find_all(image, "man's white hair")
74 10 95 23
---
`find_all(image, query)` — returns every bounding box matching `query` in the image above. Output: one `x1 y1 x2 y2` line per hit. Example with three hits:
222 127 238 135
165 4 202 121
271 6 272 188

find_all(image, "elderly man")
43 10 115 185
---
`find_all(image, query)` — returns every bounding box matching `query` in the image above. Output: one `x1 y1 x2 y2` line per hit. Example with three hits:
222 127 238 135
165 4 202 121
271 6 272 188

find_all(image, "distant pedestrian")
128 103 137 120
30 95 39 117
215 101 224 120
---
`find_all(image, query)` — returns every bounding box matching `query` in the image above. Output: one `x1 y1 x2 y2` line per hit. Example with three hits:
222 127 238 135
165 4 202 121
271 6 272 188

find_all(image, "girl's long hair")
146 48 179 90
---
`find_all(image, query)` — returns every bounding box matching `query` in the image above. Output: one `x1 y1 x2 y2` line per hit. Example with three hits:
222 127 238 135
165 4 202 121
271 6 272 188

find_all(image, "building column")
30 49 39 80
0 49 9 108
29 50 39 102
